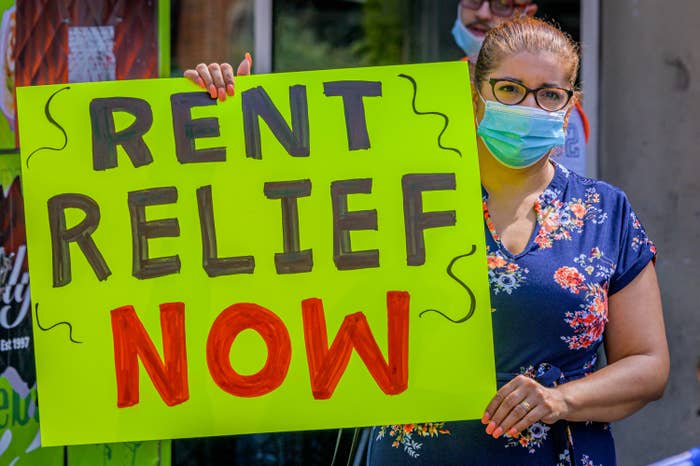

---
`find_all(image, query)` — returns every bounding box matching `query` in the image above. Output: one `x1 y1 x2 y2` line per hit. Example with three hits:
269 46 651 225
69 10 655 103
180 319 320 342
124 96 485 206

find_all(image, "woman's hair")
474 17 580 89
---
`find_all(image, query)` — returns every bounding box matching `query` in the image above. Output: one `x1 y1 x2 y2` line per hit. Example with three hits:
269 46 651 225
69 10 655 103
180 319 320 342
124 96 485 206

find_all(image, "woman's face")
474 51 572 120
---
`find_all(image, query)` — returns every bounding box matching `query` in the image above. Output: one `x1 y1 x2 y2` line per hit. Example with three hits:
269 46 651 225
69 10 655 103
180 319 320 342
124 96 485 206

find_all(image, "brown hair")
474 17 580 89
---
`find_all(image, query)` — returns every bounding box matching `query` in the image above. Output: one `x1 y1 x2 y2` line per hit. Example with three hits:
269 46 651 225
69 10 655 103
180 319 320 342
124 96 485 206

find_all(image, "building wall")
600 1 700 464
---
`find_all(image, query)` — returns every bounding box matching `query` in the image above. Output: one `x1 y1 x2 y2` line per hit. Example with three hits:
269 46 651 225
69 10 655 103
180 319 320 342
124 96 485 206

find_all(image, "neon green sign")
18 62 495 446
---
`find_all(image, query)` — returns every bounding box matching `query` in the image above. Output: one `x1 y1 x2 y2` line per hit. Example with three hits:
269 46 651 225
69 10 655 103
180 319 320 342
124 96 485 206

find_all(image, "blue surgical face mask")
451 6 484 59
476 93 567 169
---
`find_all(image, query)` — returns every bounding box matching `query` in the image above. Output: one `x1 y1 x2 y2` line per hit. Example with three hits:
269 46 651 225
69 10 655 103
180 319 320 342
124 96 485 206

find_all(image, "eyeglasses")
459 0 533 17
488 78 573 112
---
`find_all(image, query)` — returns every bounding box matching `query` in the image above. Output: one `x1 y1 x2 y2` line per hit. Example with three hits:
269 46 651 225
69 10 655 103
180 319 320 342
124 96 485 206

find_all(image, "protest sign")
17 61 495 446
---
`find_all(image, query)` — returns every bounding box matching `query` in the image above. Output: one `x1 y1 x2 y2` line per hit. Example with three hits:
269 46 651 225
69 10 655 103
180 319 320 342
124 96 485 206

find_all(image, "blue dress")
368 162 656 466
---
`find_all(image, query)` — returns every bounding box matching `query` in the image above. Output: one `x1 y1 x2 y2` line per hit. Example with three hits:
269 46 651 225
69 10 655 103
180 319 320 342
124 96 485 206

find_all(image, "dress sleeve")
609 193 657 295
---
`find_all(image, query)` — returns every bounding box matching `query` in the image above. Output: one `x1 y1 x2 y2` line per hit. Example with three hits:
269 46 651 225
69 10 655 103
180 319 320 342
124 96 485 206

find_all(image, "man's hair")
474 17 580 88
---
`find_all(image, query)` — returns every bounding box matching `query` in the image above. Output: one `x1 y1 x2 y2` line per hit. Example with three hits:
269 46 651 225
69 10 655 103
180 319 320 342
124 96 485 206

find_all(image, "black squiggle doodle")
34 302 82 344
398 73 462 158
26 86 71 169
419 244 477 323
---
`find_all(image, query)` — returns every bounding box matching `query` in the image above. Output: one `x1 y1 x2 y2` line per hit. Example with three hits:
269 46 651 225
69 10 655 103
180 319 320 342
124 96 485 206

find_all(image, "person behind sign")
184 17 668 466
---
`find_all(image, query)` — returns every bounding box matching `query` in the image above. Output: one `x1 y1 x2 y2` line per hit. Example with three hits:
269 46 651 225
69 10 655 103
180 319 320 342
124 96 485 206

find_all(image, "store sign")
17 62 495 446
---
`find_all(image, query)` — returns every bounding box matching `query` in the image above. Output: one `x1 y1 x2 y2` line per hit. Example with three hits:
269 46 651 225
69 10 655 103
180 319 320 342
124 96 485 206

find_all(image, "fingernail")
245 52 252 64
508 428 518 438
485 421 496 435
226 83 235 95
218 87 226 101
492 427 503 439
196 77 204 88
208 84 217 99
481 413 490 425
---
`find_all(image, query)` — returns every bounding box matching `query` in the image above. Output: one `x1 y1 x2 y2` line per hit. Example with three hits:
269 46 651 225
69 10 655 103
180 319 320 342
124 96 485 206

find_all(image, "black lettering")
128 187 181 279
264 180 313 274
402 174 457 266
197 185 255 276
323 81 382 150
331 179 379 270
242 85 310 159
90 97 153 170
48 193 111 287
171 92 226 164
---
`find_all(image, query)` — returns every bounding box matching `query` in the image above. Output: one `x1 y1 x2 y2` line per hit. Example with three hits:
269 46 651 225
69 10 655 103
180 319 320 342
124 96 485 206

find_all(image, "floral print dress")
368 162 656 466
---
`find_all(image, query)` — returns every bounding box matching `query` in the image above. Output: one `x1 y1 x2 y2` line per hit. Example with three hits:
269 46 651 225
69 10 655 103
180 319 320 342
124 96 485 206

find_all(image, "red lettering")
206 303 292 397
301 291 409 400
110 303 189 408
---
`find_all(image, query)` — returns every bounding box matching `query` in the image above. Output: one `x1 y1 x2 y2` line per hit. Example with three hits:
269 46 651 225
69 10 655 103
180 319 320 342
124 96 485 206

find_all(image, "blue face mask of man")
476 94 567 169
451 6 484 59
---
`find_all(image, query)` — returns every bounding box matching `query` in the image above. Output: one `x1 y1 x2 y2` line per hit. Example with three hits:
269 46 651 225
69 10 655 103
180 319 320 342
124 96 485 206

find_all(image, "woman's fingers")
184 55 252 100
237 52 253 76
183 69 204 88
483 375 560 439
496 400 546 439
483 375 522 423
208 63 227 101
184 63 213 91
483 376 568 439
221 63 235 96
506 405 548 439
487 387 531 437
193 63 216 98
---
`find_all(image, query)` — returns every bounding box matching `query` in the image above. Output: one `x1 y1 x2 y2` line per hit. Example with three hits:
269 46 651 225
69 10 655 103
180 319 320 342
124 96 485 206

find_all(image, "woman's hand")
481 375 569 439
481 263 668 438
183 53 253 102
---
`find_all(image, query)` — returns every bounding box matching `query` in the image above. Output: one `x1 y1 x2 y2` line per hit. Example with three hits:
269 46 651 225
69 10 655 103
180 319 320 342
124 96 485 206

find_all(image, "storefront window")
271 1 578 71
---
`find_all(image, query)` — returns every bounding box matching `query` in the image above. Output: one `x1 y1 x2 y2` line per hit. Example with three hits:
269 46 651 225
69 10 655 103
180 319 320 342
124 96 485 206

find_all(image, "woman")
185 18 668 466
